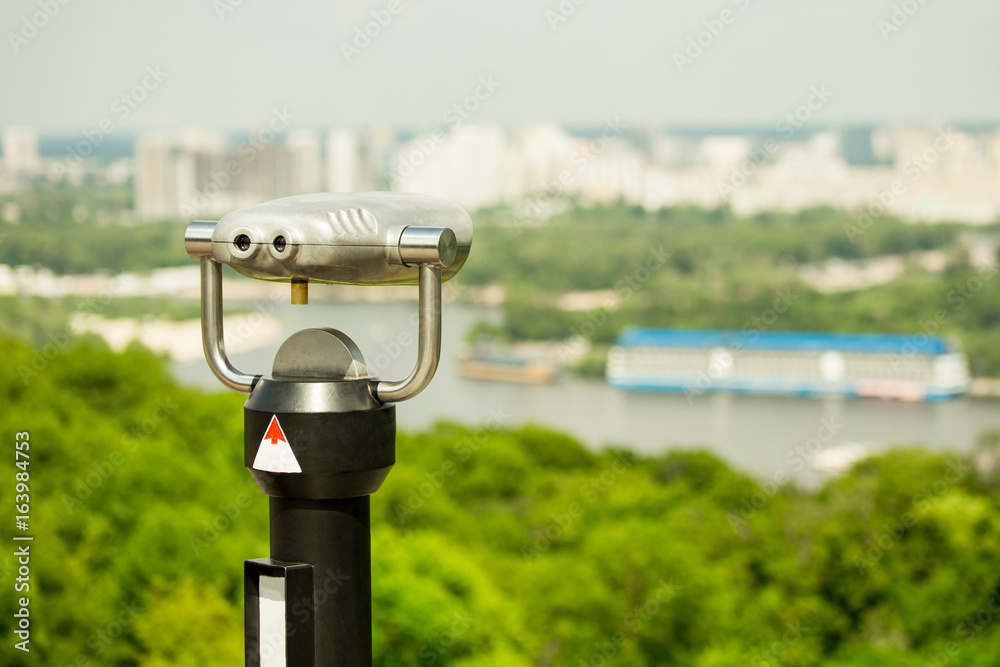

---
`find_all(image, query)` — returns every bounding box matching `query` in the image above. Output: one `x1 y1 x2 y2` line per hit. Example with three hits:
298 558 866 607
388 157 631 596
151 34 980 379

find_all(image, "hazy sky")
1 0 998 132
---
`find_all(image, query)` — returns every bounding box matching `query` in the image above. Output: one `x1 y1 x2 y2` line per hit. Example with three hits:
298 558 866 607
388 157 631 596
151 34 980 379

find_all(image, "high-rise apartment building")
2 126 39 173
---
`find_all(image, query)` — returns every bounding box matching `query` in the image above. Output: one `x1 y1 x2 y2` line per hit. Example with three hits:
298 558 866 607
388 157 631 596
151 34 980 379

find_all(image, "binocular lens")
234 234 252 252
273 236 287 253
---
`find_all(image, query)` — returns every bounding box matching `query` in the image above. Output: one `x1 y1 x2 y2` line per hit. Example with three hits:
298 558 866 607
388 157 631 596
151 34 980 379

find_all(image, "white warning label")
252 415 302 474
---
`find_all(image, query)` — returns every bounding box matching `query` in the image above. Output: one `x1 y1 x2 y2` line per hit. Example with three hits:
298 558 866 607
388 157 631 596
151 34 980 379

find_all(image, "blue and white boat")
606 328 970 401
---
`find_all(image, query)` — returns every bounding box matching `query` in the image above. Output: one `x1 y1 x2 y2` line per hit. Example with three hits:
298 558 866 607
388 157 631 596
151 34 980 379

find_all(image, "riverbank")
971 378 1000 397
0 264 506 305
71 312 283 361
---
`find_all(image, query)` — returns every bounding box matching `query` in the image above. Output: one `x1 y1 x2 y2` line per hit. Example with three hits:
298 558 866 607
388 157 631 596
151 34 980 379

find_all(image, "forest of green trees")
3 338 1000 666
0 185 189 274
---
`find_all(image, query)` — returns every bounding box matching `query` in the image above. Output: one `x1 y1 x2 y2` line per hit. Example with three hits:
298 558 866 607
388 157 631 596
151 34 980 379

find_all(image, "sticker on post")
253 416 302 473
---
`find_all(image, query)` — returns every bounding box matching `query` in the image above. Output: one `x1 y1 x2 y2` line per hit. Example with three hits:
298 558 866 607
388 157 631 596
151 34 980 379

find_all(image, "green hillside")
2 339 1000 665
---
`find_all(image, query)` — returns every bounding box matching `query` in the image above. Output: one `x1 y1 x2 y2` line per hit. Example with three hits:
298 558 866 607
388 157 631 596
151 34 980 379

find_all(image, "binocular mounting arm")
370 263 441 403
187 220 450 403
199 257 260 394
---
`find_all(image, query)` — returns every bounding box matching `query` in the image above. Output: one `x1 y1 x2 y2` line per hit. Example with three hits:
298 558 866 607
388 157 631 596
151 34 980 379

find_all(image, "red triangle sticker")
253 415 301 474
263 416 287 445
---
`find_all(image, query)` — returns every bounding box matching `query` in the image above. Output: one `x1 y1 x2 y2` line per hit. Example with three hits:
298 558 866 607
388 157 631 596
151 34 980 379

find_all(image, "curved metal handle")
200 257 259 394
187 219 449 399
371 264 442 403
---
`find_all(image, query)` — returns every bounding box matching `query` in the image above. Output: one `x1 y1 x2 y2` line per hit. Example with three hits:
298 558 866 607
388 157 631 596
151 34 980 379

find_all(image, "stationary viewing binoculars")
183 191 473 666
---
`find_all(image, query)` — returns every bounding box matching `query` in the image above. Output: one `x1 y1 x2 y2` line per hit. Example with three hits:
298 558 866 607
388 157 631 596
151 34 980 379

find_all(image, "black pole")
269 496 372 664
243 371 395 667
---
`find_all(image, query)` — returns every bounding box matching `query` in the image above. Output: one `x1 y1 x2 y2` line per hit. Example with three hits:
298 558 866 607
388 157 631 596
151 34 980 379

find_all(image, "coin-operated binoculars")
184 192 473 667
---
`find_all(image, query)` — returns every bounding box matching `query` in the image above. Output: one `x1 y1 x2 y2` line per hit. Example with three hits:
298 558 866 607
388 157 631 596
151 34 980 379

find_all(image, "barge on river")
606 328 969 401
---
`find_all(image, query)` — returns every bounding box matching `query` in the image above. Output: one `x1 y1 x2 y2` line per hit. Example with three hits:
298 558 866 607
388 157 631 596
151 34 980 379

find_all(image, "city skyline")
1 0 999 132
5 118 998 225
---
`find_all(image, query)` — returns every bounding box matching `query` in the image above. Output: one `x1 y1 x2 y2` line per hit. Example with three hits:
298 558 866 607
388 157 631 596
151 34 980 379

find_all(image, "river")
172 300 1000 484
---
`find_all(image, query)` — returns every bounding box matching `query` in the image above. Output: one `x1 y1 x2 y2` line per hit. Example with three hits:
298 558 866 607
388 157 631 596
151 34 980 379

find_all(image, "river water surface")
172 300 1000 483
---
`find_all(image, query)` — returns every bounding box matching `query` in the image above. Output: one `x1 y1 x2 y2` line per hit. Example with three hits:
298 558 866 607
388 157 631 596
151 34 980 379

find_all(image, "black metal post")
269 497 372 664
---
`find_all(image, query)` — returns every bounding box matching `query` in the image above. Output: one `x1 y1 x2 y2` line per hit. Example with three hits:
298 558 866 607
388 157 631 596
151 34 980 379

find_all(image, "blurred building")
573 139 646 205
841 126 878 166
326 128 361 193
392 123 516 210
285 129 323 195
135 127 327 221
2 126 39 173
511 123 575 193
134 132 178 221
325 127 394 193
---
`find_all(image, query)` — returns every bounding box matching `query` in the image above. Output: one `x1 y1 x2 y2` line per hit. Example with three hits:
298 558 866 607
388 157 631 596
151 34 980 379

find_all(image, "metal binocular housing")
183 191 473 403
